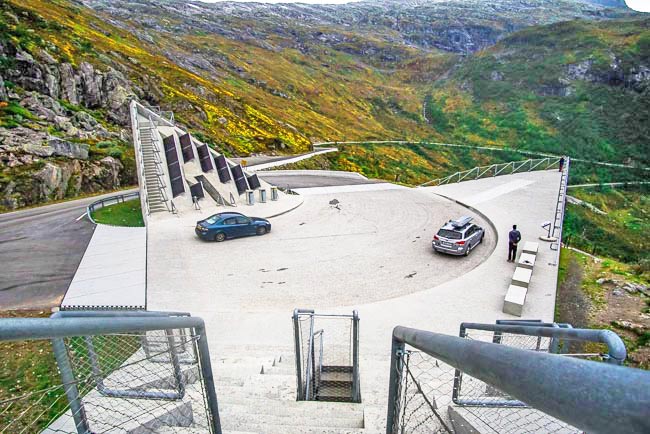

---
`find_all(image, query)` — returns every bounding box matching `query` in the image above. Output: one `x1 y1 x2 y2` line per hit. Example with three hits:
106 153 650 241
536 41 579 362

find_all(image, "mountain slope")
0 0 646 209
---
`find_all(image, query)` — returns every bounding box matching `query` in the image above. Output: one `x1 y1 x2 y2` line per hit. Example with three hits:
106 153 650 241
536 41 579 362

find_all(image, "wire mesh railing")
387 323 649 434
0 311 221 434
418 157 562 187
293 309 360 403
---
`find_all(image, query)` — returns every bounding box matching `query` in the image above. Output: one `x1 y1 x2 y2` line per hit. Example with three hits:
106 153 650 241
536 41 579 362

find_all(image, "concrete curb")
265 198 305 219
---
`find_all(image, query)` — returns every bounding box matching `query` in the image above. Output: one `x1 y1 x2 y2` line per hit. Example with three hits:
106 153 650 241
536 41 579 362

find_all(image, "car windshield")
204 215 221 225
437 229 462 239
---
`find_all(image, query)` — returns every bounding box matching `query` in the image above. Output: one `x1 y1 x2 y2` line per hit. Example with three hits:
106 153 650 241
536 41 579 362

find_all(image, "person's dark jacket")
509 229 521 245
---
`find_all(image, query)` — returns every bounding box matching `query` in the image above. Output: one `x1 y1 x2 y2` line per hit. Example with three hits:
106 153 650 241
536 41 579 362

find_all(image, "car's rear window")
437 229 462 239
204 215 220 225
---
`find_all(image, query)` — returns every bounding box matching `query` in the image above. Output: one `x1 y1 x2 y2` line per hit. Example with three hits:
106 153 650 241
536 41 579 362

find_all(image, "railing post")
386 333 405 434
292 309 304 400
194 323 222 434
52 338 89 434
352 310 360 403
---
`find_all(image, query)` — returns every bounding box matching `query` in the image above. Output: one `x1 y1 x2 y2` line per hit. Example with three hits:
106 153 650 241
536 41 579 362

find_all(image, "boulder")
71 111 99 130
46 137 89 159
34 162 63 197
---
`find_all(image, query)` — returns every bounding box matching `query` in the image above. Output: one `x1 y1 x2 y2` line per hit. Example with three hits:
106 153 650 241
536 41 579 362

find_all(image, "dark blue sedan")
195 212 271 242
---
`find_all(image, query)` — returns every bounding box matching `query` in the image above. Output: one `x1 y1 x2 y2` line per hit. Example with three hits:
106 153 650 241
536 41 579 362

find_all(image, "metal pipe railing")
0 314 222 434
387 326 650 434
550 157 570 265
352 310 360 403
459 322 626 364
419 157 561 187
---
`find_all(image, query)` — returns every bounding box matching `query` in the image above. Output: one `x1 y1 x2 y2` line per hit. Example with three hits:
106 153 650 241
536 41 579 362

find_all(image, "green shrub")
108 148 123 159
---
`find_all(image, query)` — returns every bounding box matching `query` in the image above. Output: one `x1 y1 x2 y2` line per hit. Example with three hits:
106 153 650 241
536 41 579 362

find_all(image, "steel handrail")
0 314 222 434
459 322 626 363
550 157 570 262
304 316 315 400
132 106 151 216
419 157 561 187
386 326 650 434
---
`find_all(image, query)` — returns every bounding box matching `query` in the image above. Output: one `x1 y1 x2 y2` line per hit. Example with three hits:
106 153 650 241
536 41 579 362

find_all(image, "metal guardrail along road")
86 191 140 224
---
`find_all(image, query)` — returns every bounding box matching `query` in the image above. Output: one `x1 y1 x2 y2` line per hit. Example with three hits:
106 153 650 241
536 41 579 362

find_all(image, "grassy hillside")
565 187 650 264
425 18 650 168
7 0 453 156
280 18 650 186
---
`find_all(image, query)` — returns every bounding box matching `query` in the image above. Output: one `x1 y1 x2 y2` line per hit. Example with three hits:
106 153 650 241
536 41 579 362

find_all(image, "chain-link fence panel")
293 311 359 403
1 327 214 434
390 329 615 434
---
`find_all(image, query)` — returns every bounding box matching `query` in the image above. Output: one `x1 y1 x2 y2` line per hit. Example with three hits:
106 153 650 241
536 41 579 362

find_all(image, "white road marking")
75 213 87 222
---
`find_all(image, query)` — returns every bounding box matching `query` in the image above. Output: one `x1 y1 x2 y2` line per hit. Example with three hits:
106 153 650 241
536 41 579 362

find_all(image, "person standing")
508 224 521 262
559 156 565 172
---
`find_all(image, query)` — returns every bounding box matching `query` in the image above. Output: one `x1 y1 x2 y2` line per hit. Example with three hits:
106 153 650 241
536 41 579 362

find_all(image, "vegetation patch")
0 310 65 432
91 199 144 227
564 187 650 264
556 249 650 369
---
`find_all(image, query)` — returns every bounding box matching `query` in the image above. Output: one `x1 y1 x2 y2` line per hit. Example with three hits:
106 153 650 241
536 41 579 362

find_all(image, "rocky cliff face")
0 11 137 210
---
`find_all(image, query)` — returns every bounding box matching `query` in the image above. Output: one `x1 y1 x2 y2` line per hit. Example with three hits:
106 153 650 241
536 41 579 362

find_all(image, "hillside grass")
564 186 650 264
91 199 144 227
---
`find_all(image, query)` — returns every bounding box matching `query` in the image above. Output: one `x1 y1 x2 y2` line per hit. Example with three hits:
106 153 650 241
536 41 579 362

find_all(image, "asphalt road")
0 190 135 310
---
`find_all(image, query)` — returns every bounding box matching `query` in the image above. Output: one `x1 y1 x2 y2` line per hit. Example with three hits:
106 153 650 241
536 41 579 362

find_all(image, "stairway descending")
202 352 366 434
138 124 168 213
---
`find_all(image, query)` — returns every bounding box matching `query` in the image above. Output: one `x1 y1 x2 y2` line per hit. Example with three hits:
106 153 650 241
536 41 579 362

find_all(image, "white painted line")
75 213 87 222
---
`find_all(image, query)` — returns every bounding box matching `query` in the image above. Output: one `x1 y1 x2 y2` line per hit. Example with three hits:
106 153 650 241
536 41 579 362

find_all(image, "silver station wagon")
432 216 484 256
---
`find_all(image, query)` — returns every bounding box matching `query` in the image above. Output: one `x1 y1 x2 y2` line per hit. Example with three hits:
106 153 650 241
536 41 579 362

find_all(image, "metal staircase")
138 121 172 214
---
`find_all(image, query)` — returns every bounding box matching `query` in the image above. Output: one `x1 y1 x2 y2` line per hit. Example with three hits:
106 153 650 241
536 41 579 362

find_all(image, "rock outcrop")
2 43 134 125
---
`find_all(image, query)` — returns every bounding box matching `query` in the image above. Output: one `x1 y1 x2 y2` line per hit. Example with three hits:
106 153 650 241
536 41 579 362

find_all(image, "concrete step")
220 411 363 430
45 390 193 433
217 397 363 420
101 349 200 392
220 421 365 434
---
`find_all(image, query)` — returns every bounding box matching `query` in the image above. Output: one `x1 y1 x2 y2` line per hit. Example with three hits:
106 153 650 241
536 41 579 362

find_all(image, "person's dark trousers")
508 242 517 261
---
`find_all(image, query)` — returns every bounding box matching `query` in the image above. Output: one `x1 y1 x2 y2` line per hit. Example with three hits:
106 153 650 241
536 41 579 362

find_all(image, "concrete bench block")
522 241 539 255
517 252 536 270
503 285 527 317
511 267 532 288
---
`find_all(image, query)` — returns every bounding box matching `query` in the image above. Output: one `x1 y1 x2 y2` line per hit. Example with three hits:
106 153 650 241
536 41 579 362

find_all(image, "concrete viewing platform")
56 168 563 432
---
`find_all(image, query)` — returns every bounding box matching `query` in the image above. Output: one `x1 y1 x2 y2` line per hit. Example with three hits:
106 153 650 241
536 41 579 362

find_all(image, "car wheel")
256 226 267 236
479 234 484 244
465 245 471 256
214 232 226 242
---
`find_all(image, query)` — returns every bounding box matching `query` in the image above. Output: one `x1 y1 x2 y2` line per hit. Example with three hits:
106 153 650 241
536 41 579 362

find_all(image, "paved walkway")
241 148 338 171
60 225 146 309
